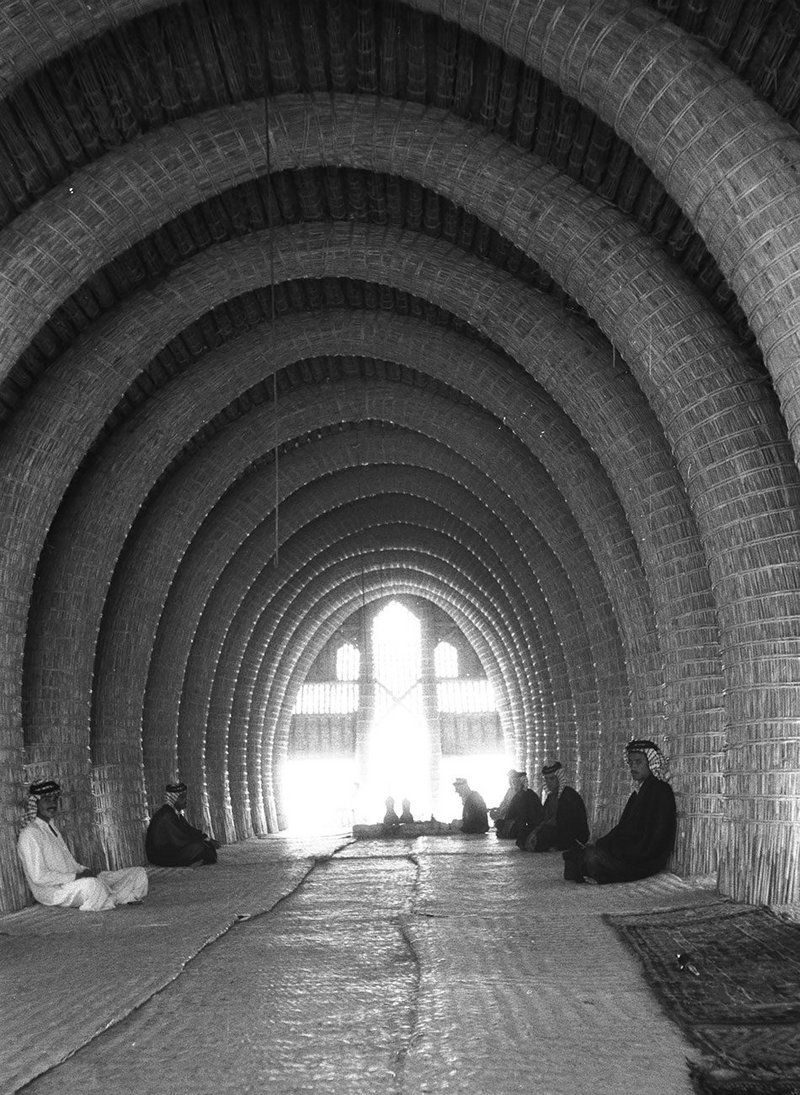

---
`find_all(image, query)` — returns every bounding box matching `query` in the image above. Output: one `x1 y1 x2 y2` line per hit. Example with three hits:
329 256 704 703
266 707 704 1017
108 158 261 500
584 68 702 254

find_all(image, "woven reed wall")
128 422 571 838
0 0 797 911
132 382 629 827
289 714 358 755
165 509 574 837
410 0 800 894
141 354 647 834
76 273 643 823
440 0 800 468
91 742 149 871
0 89 739 880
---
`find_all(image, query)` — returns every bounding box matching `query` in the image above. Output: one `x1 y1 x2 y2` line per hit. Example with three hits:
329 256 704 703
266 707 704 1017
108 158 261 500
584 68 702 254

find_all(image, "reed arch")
1 0 799 909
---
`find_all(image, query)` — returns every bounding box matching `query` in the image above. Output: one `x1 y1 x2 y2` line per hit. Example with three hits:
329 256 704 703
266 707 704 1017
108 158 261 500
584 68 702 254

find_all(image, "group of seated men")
489 762 590 853
17 778 220 912
16 737 676 911
451 738 677 884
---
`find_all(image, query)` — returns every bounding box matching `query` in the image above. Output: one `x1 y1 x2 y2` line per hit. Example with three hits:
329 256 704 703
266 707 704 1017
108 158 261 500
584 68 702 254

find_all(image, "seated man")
382 796 400 829
399 798 414 823
490 769 523 838
522 760 588 852
504 772 544 847
17 778 148 912
145 781 219 866
452 777 489 834
564 739 676 883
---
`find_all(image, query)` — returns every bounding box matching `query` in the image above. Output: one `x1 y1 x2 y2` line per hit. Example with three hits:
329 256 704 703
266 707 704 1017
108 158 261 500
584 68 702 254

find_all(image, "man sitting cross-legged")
146 781 220 867
563 739 676 884
17 778 148 912
520 761 589 853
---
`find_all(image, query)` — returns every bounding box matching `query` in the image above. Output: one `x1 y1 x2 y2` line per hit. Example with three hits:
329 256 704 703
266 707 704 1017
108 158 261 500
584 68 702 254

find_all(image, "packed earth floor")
1 835 732 1094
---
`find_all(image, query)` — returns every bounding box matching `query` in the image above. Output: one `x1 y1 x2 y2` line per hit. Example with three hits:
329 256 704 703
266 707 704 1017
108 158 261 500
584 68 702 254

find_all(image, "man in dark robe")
522 761 589 852
452 777 489 834
382 796 400 831
145 781 219 866
490 769 522 838
504 772 544 847
564 739 676 883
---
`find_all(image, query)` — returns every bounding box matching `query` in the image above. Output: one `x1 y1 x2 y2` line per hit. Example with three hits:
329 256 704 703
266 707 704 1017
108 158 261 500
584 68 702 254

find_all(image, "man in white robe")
17 778 148 911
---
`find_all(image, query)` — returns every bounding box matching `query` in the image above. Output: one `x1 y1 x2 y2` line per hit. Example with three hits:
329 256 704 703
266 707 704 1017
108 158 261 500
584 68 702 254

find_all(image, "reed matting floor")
606 902 800 1095
0 835 739 1094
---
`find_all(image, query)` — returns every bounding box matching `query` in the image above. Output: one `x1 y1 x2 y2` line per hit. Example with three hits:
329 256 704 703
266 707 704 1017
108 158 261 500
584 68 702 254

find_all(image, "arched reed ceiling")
135 423 618 742
3 100 797 661
177 518 541 839
2 0 800 909
186 493 560 810
36 382 629 800
95 442 589 781
130 436 613 811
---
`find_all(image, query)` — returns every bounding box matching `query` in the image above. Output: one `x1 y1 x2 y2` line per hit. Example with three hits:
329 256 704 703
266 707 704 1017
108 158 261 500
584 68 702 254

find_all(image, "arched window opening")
434 639 495 714
293 640 360 715
336 642 360 681
434 640 458 678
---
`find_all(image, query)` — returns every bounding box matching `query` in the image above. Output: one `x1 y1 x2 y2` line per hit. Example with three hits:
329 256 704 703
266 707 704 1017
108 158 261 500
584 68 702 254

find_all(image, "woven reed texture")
129 384 628 838
0 0 797 917
170 486 599 814
164 496 551 835
216 428 608 832
402 0 800 450
20 260 643 832
0 91 731 889
0 91 770 897
4 837 723 1095
0 835 348 1092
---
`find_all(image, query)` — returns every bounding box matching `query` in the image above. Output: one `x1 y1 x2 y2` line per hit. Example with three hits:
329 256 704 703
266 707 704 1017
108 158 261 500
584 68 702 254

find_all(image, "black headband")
541 762 562 775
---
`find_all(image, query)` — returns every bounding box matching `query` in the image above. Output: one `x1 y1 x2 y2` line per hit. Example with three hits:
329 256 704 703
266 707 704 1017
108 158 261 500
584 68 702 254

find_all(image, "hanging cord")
262 6 279 566
356 427 368 640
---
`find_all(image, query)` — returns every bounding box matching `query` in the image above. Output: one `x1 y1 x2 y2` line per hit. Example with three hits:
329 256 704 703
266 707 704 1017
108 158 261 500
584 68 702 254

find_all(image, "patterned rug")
605 902 800 1094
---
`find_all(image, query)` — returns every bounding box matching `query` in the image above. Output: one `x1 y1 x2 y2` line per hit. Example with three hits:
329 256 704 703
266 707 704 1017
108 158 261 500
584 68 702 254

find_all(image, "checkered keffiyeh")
541 761 567 794
164 781 188 809
625 739 670 781
24 779 61 824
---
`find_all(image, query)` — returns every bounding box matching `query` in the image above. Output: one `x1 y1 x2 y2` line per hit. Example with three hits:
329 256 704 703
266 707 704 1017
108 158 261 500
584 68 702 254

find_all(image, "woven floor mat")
402 854 712 1095
4 840 727 1094
0 836 349 1092
605 902 800 1094
18 857 419 1095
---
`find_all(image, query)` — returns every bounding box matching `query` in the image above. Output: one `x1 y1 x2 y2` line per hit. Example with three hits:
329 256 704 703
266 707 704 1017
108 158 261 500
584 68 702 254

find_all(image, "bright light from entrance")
363 601 430 820
283 599 511 831
280 756 356 834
